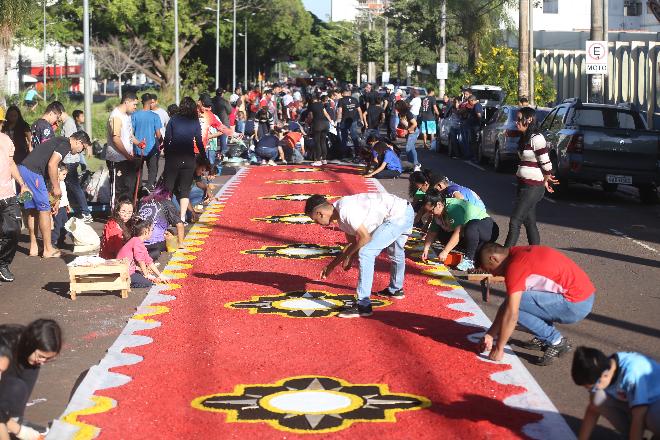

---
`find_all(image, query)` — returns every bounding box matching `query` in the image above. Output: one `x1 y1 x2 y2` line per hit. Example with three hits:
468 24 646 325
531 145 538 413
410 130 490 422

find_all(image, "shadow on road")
563 247 660 269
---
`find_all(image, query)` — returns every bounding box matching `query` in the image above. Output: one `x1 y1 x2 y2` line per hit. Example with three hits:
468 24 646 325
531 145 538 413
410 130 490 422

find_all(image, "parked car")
395 86 428 99
540 98 660 203
479 105 551 171
469 85 506 123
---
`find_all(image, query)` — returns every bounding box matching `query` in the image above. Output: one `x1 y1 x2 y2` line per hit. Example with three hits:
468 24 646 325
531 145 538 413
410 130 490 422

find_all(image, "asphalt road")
2 151 659 438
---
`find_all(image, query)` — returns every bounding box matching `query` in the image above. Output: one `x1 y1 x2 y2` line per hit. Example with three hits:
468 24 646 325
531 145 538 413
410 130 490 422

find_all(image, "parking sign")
586 41 608 75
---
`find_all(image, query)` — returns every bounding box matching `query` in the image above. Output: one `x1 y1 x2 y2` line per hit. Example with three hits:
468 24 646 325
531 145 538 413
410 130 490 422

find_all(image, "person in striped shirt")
504 107 558 247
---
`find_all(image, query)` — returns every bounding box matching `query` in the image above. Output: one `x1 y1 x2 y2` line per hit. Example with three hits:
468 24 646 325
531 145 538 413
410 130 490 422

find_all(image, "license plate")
606 174 632 184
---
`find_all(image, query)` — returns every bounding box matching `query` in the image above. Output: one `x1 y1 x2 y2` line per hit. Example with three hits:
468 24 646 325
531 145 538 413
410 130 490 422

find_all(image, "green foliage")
472 46 556 105
298 19 358 82
181 58 212 97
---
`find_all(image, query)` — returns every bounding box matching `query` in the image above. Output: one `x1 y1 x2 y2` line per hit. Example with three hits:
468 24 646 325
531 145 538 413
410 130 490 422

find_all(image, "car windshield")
472 90 504 102
569 108 646 129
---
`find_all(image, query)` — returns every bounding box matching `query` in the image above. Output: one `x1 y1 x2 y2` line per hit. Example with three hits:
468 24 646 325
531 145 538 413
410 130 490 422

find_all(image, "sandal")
42 250 61 259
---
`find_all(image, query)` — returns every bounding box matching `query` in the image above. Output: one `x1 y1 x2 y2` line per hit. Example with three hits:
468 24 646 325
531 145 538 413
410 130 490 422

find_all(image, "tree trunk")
118 73 122 100
0 46 8 97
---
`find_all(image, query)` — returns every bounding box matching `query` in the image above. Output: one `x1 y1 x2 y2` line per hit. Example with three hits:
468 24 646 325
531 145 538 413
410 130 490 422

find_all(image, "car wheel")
493 145 507 172
548 153 567 197
602 182 618 193
639 185 659 204
477 141 487 164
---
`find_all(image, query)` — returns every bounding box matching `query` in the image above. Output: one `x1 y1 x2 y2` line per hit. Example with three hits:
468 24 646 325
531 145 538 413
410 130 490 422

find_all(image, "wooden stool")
68 261 130 300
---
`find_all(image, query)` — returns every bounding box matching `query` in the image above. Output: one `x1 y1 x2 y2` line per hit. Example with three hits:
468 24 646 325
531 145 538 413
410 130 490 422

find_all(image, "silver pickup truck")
540 99 660 203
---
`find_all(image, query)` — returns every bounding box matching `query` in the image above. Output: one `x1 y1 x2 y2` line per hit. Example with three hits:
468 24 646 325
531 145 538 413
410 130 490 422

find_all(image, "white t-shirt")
105 107 134 162
409 97 422 116
333 193 409 235
152 107 170 138
59 180 69 207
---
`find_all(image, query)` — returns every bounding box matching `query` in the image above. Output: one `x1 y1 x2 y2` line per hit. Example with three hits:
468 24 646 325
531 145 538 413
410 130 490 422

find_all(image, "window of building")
543 0 559 14
624 0 642 16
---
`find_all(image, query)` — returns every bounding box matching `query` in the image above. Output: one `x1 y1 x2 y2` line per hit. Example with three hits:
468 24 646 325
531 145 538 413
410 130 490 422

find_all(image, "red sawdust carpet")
81 165 541 439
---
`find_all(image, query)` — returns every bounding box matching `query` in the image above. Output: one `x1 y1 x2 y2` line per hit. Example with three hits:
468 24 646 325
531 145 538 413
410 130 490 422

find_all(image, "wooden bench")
68 261 130 300
453 273 506 302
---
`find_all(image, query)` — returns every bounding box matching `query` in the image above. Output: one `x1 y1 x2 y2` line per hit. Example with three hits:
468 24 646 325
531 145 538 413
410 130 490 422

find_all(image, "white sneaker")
81 213 93 223
261 160 267 165
414 164 422 172
281 159 287 165
311 161 323 166
321 160 328 165
267 160 277 166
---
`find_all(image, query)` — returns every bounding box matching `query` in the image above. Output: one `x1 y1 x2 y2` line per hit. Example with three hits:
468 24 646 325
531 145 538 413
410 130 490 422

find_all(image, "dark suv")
540 99 660 203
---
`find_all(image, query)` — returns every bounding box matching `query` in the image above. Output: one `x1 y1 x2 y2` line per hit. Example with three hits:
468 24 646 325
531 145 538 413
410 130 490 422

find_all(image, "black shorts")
163 155 195 199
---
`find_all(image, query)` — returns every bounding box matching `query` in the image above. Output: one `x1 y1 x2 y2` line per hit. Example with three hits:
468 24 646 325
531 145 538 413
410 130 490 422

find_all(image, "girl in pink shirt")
117 219 167 288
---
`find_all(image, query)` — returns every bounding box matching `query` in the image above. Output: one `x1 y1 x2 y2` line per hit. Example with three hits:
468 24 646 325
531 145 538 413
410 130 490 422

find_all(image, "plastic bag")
85 167 111 203
65 217 100 253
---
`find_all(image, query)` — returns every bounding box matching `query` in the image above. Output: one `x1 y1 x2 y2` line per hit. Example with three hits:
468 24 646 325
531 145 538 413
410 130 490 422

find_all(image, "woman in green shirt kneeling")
420 188 499 271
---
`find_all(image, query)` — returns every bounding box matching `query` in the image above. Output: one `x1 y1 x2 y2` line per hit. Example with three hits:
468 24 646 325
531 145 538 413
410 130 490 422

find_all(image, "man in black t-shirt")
364 97 385 139
336 88 364 158
419 88 439 149
30 101 65 152
360 83 378 111
19 131 90 258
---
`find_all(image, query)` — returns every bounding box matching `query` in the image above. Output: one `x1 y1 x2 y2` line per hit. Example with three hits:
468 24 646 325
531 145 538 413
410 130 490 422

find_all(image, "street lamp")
43 0 47 101
243 12 256 90
204 2 220 90
232 0 237 90
83 0 92 136
174 0 180 104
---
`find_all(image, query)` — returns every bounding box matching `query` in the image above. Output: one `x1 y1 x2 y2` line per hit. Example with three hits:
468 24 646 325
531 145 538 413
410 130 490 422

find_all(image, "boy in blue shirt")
131 93 162 191
572 346 660 439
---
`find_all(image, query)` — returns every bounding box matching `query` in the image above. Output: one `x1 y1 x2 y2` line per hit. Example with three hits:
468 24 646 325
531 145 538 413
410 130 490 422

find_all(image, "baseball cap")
199 94 213 108
386 84 394 91
0 107 5 121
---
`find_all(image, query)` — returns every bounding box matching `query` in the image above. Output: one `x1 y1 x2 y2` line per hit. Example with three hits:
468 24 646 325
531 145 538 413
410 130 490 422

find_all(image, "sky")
302 0 330 21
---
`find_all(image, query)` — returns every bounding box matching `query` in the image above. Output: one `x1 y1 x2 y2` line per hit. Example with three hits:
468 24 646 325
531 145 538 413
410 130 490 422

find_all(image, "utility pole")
602 0 608 102
384 17 389 74
244 17 248 88
439 0 447 98
518 0 529 100
215 0 220 90
589 0 603 103
43 0 47 101
232 0 237 90
528 0 534 105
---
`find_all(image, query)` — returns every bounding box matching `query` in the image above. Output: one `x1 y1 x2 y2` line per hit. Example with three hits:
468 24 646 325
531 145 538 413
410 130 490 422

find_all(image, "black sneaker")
0 266 15 282
534 338 572 366
518 337 547 351
375 288 405 299
337 304 373 318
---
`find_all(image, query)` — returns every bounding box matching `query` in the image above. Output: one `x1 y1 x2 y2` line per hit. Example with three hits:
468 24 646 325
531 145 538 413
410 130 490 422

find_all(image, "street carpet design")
50 164 575 440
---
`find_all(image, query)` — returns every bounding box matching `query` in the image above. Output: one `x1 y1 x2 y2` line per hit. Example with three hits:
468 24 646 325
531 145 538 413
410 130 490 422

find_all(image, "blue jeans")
64 163 91 214
189 185 204 207
389 114 399 139
405 127 420 165
518 291 595 344
357 204 414 306
206 149 222 174
340 120 360 156
219 134 228 155
236 120 245 133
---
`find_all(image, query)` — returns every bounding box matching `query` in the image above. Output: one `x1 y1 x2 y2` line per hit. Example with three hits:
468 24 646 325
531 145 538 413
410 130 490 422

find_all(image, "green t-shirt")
429 198 488 231
413 189 426 202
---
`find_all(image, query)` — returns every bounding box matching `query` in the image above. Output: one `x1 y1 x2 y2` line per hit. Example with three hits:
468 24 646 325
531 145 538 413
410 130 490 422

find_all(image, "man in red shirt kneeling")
477 244 596 366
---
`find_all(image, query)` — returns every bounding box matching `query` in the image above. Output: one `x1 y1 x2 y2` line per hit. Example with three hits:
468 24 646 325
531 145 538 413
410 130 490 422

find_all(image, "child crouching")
117 218 167 288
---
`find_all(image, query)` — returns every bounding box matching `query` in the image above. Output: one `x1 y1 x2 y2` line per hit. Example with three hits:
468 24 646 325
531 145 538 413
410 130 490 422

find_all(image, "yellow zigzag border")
61 395 115 440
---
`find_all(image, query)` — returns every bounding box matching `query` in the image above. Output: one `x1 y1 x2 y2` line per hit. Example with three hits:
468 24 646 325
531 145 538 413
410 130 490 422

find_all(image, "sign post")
586 40 607 103
436 62 448 80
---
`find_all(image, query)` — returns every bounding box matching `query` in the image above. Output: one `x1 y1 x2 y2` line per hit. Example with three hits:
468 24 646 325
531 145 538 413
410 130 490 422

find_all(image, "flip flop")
42 250 61 259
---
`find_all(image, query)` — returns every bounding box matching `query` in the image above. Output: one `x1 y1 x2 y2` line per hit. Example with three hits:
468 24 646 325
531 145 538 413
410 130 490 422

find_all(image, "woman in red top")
100 199 133 259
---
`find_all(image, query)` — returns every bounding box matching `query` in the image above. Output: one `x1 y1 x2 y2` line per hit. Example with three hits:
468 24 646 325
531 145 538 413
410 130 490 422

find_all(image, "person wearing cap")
131 93 163 192
19 132 91 259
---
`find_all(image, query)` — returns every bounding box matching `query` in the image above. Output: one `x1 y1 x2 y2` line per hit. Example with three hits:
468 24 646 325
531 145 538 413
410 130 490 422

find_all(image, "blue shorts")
19 165 50 211
420 120 436 135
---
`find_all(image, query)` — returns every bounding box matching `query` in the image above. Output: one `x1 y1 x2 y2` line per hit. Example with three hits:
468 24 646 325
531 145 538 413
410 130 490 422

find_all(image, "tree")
0 0 34 95
93 36 150 100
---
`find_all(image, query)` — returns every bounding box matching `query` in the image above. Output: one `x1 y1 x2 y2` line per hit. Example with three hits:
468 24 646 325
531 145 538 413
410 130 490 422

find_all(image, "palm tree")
0 0 34 96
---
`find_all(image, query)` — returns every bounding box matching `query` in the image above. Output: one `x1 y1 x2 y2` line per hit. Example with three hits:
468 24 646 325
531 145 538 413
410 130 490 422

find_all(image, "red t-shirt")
100 219 125 260
505 246 595 303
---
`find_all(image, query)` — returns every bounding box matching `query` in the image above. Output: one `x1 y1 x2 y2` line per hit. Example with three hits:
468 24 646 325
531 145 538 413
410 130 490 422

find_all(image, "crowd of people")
0 80 657 440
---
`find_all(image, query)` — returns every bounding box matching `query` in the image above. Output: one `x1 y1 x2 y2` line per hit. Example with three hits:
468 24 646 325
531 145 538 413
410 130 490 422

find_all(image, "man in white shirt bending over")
305 193 414 318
